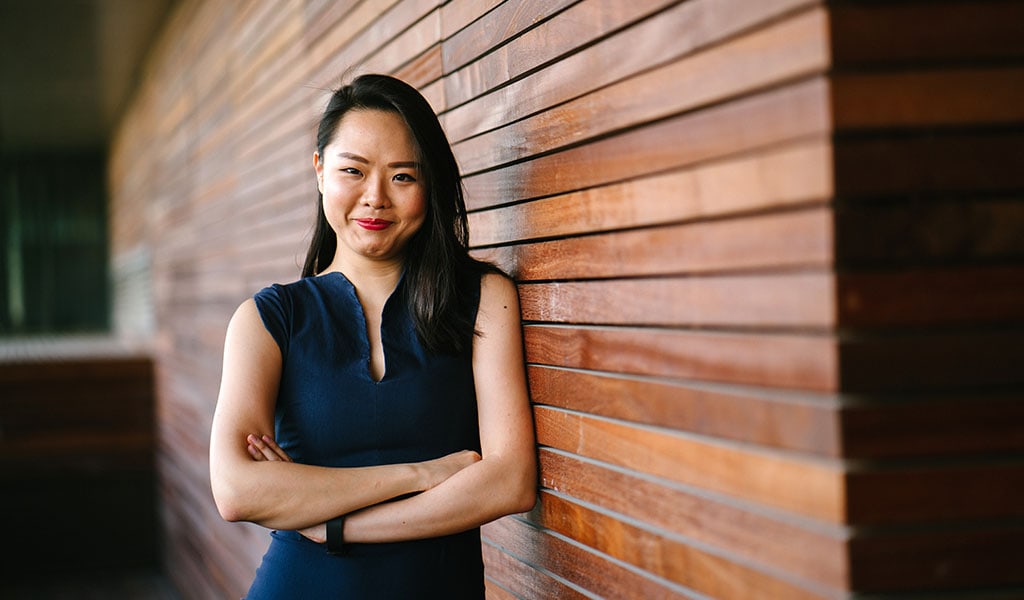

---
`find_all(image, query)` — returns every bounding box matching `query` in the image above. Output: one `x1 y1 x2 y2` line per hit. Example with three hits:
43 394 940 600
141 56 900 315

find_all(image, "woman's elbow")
510 485 538 514
212 485 245 522
211 471 254 523
506 461 538 514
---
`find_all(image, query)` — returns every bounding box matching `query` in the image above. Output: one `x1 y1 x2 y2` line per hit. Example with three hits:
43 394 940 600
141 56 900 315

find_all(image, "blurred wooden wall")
107 1 1024 598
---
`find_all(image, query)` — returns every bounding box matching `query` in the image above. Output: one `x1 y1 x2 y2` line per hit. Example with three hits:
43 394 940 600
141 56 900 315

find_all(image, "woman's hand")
244 434 479 543
246 433 478 490
247 434 293 462
417 450 481 489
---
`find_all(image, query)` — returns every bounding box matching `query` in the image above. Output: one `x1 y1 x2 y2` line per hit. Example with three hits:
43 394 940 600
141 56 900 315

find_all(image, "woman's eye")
393 173 416 182
341 168 362 176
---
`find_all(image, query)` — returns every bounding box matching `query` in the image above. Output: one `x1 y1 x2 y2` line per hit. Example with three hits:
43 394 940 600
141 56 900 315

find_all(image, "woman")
209 74 537 598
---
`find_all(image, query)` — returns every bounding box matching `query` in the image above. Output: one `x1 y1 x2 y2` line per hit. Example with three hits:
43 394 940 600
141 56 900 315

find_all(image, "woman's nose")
362 177 390 209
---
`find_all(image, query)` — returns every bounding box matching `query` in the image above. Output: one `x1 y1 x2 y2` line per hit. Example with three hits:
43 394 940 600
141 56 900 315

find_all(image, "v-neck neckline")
318 270 404 383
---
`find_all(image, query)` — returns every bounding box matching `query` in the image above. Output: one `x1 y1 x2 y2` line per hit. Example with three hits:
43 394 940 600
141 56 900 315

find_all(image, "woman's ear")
313 151 324 194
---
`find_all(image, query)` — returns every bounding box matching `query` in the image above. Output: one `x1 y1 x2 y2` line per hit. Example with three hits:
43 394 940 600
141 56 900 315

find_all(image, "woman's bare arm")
208 298 479 531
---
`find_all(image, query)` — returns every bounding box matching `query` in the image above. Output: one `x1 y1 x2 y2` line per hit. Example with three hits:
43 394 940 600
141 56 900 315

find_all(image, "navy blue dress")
245 271 484 599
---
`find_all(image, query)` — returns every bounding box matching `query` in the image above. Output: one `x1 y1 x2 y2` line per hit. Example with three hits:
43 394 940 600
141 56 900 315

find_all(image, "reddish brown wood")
849 525 1024 590
518 272 835 328
839 331 1024 392
830 0 1024 65
847 463 1024 524
531 490 838 599
441 0 576 80
482 517 684 599
837 267 1024 327
444 0 819 139
834 132 1024 198
453 7 829 174
481 539 591 600
524 324 839 391
528 365 841 456
462 77 831 210
537 449 850 588
475 208 834 281
534 406 846 522
841 394 1024 458
835 199 1024 265
104 0 1024 597
468 141 833 247
832 67 1024 130
393 43 443 90
440 0 504 40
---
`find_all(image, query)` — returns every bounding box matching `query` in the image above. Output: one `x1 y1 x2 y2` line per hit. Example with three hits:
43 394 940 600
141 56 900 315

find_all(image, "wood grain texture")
468 140 834 247
530 490 838 599
528 365 842 456
462 77 831 210
482 516 685 599
535 406 846 522
453 7 830 174
537 448 850 588
518 272 835 328
443 0 819 142
524 325 839 391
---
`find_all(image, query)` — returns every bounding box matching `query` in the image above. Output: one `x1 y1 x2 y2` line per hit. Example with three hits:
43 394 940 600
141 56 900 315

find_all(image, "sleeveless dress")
245 271 484 599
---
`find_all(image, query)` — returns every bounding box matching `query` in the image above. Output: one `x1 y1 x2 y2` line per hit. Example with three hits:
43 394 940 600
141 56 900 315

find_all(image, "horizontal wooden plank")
482 540 588 600
535 406 846 522
357 8 442 82
841 393 1024 458
849 524 1024 590
392 43 443 89
528 365 841 456
524 324 839 391
453 7 829 174
302 0 362 49
834 132 1024 197
529 490 838 599
835 198 1024 265
832 67 1024 130
307 0 433 91
839 330 1024 392
442 0 817 141
837 266 1024 327
482 516 685 599
476 208 834 281
538 449 850 588
830 0 1024 65
518 272 835 328
462 77 831 210
468 140 833 246
439 0 503 41
441 0 575 76
847 462 1024 524
483 577 519 600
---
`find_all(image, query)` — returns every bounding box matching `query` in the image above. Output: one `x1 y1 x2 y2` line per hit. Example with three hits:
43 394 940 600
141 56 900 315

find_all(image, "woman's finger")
260 434 293 462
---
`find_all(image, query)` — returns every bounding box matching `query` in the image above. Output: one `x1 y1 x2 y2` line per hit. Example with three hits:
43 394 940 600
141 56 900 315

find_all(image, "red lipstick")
355 218 392 231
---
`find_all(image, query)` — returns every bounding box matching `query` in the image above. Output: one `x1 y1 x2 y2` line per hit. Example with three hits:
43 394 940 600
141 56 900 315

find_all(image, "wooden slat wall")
829 1 1024 593
107 1 1024 598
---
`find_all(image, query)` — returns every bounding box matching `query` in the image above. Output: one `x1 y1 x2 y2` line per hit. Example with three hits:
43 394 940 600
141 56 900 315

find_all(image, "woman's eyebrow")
336 152 369 163
336 152 418 170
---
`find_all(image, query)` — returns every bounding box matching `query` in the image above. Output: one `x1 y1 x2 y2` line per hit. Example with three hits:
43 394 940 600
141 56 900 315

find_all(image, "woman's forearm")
341 452 537 543
212 442 481 531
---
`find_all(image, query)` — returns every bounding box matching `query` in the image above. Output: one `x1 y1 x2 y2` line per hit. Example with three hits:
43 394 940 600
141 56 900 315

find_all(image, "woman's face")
315 109 427 265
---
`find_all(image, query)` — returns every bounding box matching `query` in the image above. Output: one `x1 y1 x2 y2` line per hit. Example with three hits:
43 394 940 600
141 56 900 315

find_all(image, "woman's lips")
355 218 392 231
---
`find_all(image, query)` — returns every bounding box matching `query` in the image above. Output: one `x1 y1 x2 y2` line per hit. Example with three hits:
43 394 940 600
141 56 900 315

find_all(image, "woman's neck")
322 254 404 302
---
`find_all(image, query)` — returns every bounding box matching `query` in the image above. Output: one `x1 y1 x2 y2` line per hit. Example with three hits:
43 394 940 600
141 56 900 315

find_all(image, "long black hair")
302 74 492 354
